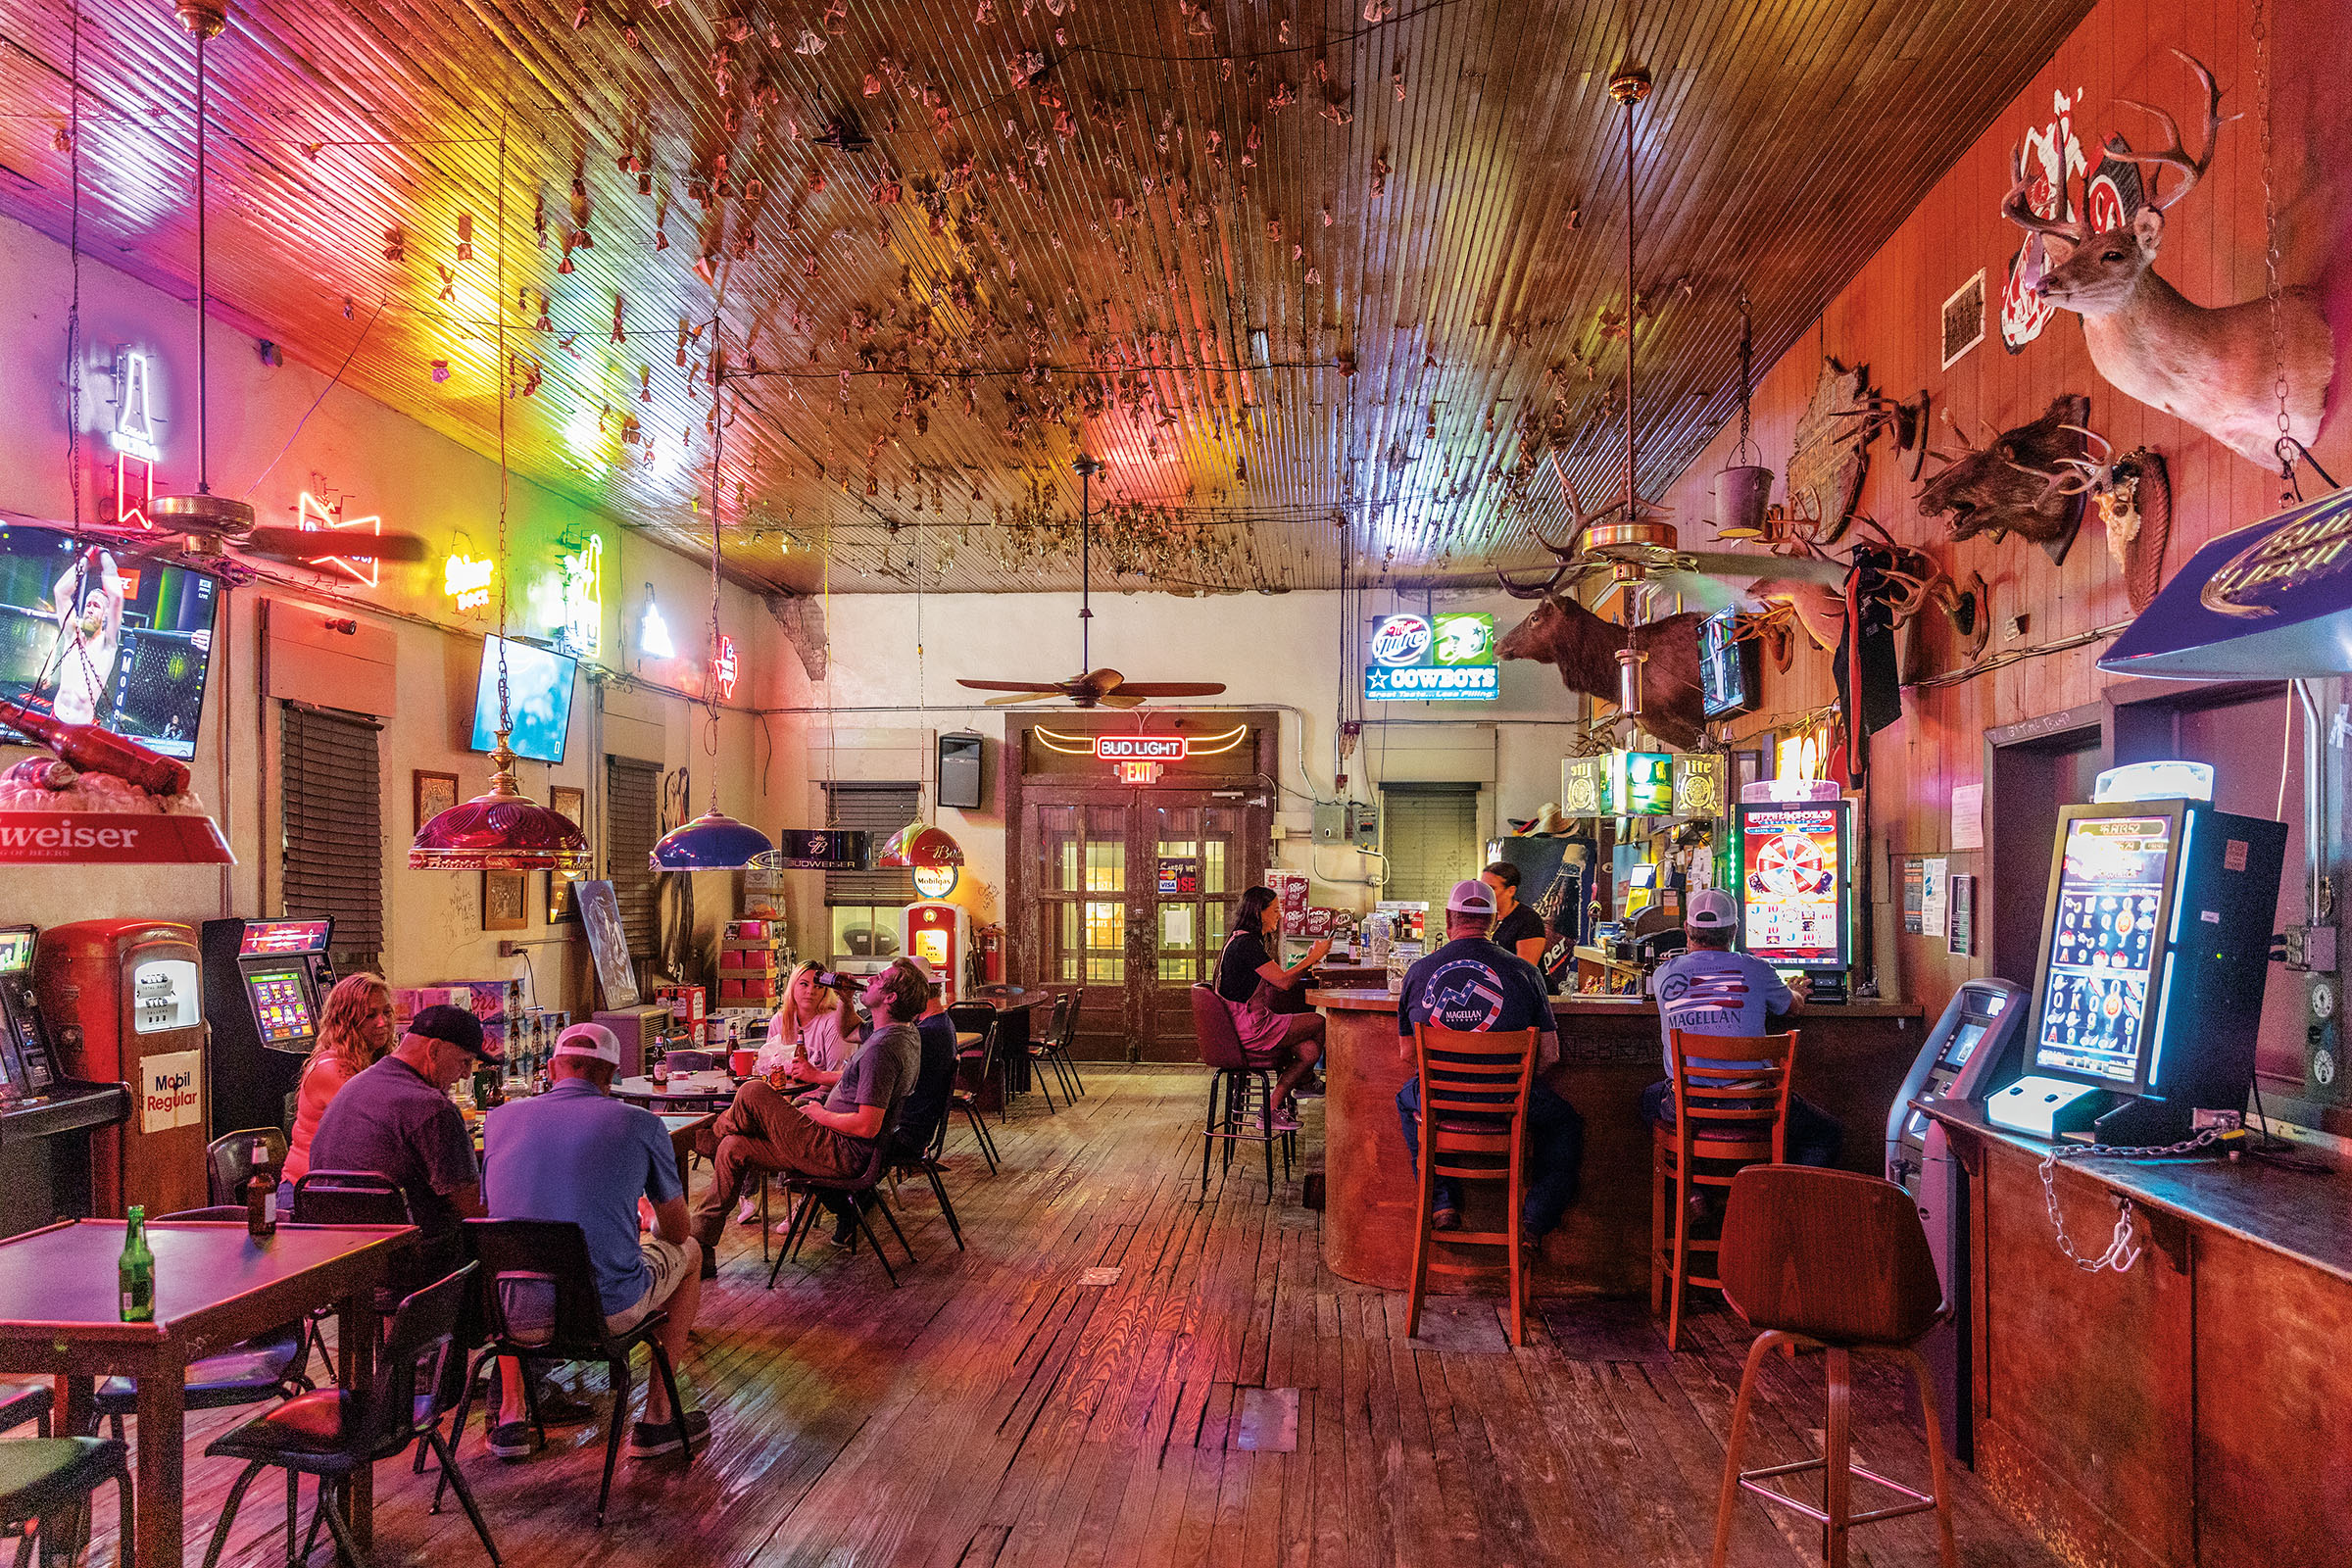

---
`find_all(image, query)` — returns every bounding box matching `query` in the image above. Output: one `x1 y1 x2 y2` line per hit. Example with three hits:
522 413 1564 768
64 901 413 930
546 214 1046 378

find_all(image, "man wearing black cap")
309 1004 494 1273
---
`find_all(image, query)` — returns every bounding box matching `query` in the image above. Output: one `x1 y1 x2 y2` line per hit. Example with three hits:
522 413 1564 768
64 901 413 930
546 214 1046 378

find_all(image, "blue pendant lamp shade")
651 808 772 871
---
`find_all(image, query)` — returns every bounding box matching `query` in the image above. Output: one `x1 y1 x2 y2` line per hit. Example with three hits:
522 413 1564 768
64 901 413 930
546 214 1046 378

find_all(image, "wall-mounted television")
1699 610 1762 719
469 635 577 764
0 524 220 760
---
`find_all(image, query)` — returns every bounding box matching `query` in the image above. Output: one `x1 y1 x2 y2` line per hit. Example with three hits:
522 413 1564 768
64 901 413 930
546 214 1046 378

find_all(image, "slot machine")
1734 795 1852 1004
201 917 337 1140
1984 771 2285 1147
902 901 971 1004
0 925 130 1238
1885 978 2030 1461
32 918 210 1217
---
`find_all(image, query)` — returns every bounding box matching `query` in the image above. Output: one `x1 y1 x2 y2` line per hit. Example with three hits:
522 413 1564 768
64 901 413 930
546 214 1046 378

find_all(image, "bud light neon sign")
1365 612 1497 701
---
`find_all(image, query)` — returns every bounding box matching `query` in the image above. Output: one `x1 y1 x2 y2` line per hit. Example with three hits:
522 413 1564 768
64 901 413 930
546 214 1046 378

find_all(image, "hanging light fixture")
876 470 963 874
412 117 591 872
651 319 773 870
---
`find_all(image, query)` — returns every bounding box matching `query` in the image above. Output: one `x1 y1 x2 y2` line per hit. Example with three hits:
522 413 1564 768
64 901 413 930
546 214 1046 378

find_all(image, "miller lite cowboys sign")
1365 612 1498 702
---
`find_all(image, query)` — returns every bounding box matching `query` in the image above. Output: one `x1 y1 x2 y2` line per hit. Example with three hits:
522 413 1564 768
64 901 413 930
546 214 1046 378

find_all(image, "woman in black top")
1481 861 1548 966
1212 886 1330 1125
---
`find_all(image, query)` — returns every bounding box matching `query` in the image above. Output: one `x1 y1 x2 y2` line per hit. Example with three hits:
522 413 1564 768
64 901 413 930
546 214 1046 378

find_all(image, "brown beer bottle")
244 1138 278 1237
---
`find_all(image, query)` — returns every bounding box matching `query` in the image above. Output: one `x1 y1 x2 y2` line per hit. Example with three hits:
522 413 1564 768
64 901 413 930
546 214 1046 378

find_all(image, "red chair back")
1719 1164 1945 1346
1189 985 1250 1071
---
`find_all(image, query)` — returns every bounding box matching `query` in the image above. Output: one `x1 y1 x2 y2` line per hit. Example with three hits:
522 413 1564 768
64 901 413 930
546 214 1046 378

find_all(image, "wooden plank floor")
114 1068 2064 1566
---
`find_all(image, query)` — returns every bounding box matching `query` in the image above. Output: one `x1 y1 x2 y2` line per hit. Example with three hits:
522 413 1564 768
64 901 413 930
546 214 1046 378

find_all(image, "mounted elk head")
1495 577 1706 750
1916 395 2094 564
2001 50 2334 467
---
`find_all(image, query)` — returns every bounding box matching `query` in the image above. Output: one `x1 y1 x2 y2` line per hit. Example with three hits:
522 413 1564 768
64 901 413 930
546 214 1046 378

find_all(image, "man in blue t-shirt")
1644 888 1843 1167
482 1023 709 1462
1396 880 1586 1240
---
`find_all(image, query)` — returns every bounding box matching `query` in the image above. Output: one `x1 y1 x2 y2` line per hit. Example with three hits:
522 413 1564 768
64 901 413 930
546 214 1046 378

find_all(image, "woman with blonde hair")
282 972 396 1185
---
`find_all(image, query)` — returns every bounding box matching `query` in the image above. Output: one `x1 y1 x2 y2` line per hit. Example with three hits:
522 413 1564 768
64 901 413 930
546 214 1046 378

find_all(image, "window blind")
1379 784 1482 911
607 756 662 957
281 703 384 967
825 782 918 906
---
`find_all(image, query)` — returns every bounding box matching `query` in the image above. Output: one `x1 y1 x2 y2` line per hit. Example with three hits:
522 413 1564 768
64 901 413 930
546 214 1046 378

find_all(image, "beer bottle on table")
245 1139 277 1237
119 1207 155 1322
651 1040 670 1086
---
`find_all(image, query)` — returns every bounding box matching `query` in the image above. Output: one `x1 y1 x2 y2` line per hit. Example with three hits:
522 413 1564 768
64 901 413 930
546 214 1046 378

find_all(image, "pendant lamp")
876 822 964 870
651 319 772 871
412 122 590 872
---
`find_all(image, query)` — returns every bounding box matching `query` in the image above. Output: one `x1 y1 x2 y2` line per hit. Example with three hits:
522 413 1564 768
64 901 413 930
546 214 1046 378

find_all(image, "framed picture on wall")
546 786 586 920
414 770 459 834
483 870 528 932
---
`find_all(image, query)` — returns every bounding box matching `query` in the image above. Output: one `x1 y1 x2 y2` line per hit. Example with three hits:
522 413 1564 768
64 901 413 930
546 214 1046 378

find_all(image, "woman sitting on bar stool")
735 962 866 1224
282 972 395 1190
1211 887 1330 1132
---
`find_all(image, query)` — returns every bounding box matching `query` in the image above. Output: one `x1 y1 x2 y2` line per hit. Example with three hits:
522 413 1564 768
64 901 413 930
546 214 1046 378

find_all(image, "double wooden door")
1020 788 1270 1061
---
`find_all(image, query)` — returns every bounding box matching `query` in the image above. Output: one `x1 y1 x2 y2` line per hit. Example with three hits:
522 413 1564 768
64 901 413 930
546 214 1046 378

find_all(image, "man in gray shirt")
690 959 922 1272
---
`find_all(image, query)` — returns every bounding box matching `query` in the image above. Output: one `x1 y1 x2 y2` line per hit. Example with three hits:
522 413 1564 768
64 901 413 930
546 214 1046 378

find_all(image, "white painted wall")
800 586 1592 930
0 213 804 1012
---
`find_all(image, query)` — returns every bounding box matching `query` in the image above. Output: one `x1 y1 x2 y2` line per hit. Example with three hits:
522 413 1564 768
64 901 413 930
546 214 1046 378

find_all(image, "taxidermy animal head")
1917 396 2094 563
2001 50 2333 466
1495 594 1706 751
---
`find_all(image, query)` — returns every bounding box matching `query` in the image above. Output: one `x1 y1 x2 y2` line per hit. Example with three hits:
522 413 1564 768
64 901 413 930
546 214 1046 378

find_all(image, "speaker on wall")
939 731 985 810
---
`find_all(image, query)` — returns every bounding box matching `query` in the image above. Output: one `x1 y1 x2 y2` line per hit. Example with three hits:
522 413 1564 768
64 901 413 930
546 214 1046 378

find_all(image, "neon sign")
713 633 739 700
638 587 674 658
555 534 604 657
295 490 388 588
110 349 160 463
1095 735 1188 762
443 554 494 612
111 452 154 531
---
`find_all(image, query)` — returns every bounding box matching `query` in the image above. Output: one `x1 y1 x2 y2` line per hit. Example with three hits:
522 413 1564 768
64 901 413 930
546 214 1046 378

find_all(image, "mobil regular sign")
1365 612 1498 702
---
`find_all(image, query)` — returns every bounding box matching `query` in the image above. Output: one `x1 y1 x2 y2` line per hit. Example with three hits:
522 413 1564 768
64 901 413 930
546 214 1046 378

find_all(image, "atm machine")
202 916 336 1139
1984 769 2285 1147
0 926 130 1238
34 918 211 1217
1886 978 2031 1460
903 900 972 1004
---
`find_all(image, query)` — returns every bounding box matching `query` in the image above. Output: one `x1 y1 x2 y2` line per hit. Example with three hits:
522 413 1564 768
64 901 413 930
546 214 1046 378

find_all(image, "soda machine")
903 901 972 1004
33 918 210 1216
1984 776 2284 1146
201 916 337 1139
0 925 129 1237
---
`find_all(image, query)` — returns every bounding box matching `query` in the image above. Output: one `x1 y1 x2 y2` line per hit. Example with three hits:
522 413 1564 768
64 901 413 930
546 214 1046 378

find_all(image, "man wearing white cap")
480 1021 709 1461
1646 889 1842 1168
1395 879 1587 1241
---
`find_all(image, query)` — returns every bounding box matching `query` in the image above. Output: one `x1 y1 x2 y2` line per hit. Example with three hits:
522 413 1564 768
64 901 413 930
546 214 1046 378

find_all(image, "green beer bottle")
119 1206 155 1323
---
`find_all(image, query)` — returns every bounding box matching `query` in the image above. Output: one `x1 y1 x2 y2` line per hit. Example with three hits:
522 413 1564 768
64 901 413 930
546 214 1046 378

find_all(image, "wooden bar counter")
1922 1100 2352 1568
1309 987 1924 1294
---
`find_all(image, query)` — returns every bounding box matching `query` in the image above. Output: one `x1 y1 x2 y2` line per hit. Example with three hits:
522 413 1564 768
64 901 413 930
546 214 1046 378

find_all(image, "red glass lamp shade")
409 744 591 871
876 822 963 869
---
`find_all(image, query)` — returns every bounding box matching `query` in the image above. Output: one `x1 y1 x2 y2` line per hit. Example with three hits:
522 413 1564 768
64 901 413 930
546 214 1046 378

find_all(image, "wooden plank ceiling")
0 0 2095 595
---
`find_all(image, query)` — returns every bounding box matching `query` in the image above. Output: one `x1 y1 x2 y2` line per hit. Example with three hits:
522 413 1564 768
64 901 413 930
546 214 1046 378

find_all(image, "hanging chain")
64 2 81 535
2037 1127 2228 1273
705 317 725 813
2253 0 2293 499
1736 288 1756 465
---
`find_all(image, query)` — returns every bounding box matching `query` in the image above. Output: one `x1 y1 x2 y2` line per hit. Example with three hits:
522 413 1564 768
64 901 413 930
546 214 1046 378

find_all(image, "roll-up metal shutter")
607 756 662 957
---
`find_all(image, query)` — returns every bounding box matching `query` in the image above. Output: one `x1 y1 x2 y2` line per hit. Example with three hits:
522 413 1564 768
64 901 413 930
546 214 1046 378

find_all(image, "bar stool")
1650 1027 1799 1351
0 1436 133 1568
1187 985 1295 1202
1404 1023 1540 1346
1709 1164 1957 1568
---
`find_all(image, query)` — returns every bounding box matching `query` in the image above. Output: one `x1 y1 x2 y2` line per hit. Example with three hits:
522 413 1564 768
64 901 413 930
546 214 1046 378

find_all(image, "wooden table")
1922 1100 2352 1567
1308 988 1924 1294
0 1216 416 1567
613 1073 741 1113
961 987 1066 1103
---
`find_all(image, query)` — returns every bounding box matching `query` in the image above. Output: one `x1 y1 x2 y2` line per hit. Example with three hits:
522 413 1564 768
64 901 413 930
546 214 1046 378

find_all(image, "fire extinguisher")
978 925 1005 985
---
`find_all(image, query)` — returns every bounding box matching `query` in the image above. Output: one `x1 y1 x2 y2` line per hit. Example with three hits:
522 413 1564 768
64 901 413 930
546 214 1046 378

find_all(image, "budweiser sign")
0 811 235 864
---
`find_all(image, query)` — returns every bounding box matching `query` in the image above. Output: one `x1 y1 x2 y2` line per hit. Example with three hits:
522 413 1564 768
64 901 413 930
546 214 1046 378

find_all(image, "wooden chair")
206 1127 288 1206
1405 1023 1540 1346
1709 1165 1957 1568
1188 986 1295 1203
1650 1028 1798 1351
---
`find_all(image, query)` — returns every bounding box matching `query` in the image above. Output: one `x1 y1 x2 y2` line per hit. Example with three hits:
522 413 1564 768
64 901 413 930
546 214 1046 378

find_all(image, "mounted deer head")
2000 50 2333 466
1494 592 1707 749
1916 395 2094 564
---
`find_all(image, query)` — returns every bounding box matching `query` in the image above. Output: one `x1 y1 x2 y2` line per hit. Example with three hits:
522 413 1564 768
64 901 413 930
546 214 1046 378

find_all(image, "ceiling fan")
95 0 428 577
957 454 1228 710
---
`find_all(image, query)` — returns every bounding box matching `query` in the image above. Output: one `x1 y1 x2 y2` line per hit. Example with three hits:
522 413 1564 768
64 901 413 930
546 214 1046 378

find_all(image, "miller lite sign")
1365 612 1498 701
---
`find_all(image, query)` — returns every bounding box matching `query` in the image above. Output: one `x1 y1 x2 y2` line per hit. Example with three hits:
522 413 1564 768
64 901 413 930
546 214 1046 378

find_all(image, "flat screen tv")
469 636 576 764
0 524 220 760
1699 610 1761 719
